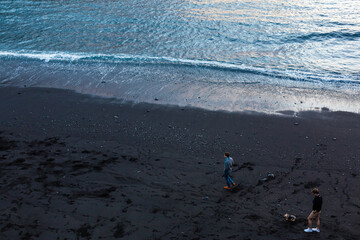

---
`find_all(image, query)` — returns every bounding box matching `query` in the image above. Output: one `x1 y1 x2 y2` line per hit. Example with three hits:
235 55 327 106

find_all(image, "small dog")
284 213 296 222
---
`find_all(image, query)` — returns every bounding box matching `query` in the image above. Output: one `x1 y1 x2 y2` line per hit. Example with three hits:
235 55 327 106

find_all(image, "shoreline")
0 86 359 239
2 57 360 115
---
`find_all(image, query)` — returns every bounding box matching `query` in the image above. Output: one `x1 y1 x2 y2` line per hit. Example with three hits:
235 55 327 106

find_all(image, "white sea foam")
0 50 359 85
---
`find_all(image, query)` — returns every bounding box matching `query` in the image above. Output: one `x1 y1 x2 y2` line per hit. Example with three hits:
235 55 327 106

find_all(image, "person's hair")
312 188 319 194
224 152 230 157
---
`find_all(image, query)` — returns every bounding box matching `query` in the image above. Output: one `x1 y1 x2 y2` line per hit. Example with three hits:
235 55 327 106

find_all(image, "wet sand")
0 86 359 239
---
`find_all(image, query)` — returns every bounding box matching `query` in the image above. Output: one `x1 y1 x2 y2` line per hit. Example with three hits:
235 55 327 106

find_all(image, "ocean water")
1 0 360 113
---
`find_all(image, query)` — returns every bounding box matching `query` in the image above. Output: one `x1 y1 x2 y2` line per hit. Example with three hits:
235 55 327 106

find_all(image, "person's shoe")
304 228 312 233
224 186 231 190
312 228 320 232
231 183 236 187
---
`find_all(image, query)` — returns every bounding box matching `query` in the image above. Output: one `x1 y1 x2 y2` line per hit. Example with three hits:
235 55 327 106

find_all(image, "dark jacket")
312 195 322 212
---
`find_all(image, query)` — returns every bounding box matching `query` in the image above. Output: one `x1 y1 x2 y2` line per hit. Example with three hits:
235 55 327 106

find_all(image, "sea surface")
1 0 360 113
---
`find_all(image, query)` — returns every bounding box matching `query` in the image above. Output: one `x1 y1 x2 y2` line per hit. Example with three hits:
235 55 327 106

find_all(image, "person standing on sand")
304 188 323 233
223 152 235 189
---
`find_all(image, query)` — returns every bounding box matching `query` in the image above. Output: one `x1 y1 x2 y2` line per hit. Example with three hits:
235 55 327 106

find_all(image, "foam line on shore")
1 50 359 85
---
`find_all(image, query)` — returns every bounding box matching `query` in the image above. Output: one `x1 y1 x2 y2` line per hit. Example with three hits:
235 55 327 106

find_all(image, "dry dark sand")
0 86 359 240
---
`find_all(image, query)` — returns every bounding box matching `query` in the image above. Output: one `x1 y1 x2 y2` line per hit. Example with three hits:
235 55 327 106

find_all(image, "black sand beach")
0 86 359 239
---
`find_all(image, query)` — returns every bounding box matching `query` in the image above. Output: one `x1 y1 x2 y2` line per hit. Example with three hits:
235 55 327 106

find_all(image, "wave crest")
288 30 360 43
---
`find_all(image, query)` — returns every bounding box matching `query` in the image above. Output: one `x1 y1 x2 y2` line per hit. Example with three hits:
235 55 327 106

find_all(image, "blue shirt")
224 157 234 173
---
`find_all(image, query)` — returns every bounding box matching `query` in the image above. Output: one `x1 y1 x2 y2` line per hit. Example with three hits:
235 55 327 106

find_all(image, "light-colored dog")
284 213 296 222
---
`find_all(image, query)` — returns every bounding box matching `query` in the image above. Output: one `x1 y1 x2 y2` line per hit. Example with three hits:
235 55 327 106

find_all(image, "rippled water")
1 0 360 113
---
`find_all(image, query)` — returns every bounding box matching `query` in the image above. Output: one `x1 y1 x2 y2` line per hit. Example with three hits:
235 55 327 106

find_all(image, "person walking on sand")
304 188 323 233
223 152 235 189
